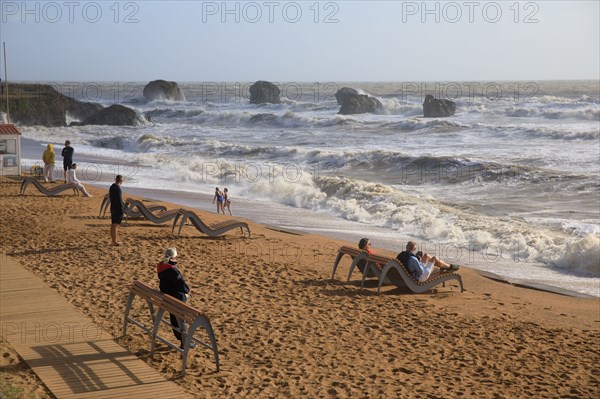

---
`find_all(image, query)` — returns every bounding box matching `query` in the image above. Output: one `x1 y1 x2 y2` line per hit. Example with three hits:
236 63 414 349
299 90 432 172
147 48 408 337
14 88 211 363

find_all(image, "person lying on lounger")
396 241 459 282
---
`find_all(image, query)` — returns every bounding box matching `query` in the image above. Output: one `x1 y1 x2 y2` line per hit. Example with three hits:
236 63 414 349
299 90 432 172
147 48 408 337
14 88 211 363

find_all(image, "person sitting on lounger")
396 241 459 282
358 238 374 255
66 163 92 197
357 238 377 277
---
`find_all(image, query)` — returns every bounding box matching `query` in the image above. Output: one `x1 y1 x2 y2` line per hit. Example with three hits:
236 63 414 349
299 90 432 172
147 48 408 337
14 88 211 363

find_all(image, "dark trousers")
168 295 187 342
169 313 185 341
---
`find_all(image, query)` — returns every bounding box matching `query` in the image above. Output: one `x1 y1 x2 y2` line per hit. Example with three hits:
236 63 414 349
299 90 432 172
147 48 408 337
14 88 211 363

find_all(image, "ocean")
10 80 600 296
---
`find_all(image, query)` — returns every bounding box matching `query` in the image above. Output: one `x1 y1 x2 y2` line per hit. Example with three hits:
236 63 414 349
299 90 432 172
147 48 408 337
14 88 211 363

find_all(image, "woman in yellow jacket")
42 144 55 183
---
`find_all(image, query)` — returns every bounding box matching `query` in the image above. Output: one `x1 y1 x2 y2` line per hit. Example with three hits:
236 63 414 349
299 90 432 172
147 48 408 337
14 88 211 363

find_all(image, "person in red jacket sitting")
157 248 193 348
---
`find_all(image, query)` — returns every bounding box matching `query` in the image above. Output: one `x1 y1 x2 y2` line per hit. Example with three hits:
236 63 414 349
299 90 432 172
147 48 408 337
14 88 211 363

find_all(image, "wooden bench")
122 280 220 375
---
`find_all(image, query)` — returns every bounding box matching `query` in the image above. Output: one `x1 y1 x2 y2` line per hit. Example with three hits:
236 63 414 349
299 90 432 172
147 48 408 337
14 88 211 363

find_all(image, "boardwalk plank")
0 255 193 399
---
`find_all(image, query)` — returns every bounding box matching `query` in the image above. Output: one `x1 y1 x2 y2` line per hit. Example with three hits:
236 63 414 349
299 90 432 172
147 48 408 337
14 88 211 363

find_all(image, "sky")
0 0 599 82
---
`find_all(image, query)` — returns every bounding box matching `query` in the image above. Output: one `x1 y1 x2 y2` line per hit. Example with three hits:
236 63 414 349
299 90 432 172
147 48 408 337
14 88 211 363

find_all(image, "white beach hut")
0 124 21 176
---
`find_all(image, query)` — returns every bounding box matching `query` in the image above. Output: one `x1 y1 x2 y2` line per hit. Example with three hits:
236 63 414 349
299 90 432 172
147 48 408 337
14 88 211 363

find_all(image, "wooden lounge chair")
360 253 464 293
99 194 167 218
332 246 464 294
330 245 376 282
20 176 82 196
124 199 183 225
172 210 251 238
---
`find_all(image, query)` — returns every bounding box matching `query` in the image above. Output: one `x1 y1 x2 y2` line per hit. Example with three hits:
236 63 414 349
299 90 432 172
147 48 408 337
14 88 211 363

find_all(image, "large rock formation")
338 95 383 115
335 87 383 115
334 87 360 105
249 81 281 104
143 80 185 101
79 104 142 126
423 95 456 117
0 83 102 126
68 100 104 122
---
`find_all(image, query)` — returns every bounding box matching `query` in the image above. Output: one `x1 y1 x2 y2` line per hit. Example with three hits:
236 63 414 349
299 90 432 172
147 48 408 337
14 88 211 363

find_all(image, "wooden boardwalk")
0 255 193 399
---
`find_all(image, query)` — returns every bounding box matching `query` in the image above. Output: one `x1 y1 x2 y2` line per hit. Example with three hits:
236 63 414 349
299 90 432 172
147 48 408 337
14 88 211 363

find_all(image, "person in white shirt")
66 163 92 197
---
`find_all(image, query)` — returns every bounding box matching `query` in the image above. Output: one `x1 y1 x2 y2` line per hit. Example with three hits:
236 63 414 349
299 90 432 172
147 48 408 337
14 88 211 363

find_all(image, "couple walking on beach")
213 187 232 215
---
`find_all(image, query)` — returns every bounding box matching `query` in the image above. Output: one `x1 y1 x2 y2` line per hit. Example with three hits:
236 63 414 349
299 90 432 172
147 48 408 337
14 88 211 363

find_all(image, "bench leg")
347 256 365 283
331 253 344 280
184 316 220 374
144 299 156 323
151 309 165 355
122 291 136 337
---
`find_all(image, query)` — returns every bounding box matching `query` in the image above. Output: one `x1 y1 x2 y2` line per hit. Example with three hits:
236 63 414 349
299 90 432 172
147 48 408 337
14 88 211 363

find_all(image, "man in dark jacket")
109 175 124 246
61 140 74 183
397 241 459 282
157 248 192 346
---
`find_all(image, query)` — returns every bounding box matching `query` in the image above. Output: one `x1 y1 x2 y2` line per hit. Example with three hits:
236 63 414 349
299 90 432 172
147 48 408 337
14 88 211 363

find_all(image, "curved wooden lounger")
375 258 464 294
99 194 167 218
332 245 464 293
172 210 251 238
124 199 183 225
330 245 376 281
20 177 81 196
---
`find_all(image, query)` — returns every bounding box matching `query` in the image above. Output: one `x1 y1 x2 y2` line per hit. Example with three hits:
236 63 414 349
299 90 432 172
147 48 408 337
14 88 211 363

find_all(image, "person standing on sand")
66 163 92 197
213 187 225 214
109 175 124 246
61 140 74 183
223 188 232 215
157 248 194 348
42 144 55 183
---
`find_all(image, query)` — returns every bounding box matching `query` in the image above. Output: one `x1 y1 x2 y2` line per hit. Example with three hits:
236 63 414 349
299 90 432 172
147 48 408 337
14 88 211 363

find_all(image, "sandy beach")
1 177 599 398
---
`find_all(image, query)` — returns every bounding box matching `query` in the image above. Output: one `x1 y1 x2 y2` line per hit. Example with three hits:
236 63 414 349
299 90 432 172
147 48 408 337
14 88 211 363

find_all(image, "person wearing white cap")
157 248 192 347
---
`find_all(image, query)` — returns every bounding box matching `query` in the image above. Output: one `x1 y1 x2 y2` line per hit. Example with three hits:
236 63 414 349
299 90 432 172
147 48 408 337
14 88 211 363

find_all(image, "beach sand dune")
1 178 599 398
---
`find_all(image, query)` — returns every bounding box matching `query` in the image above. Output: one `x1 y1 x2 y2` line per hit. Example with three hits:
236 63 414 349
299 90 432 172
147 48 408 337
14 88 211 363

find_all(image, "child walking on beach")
223 188 232 215
213 187 225 214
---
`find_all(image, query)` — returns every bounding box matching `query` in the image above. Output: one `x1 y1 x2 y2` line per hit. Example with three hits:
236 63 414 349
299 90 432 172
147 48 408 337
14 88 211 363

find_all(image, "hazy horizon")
1 1 598 82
